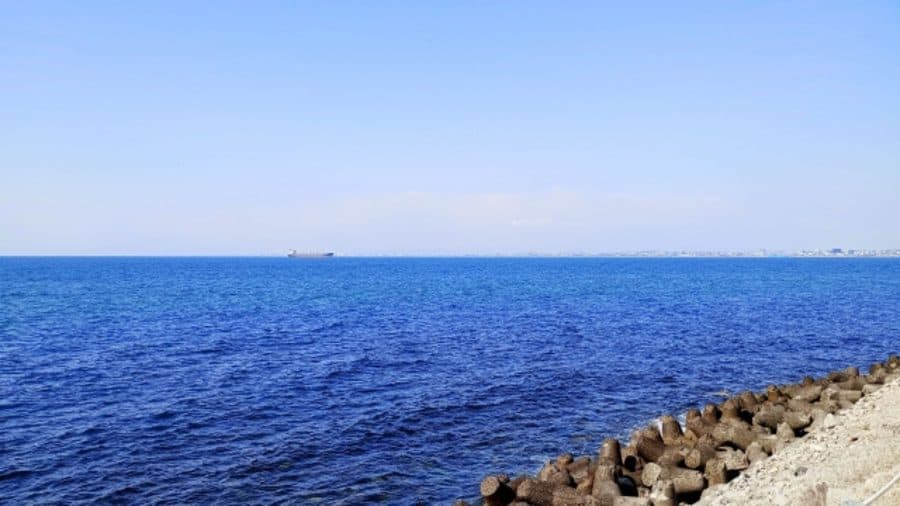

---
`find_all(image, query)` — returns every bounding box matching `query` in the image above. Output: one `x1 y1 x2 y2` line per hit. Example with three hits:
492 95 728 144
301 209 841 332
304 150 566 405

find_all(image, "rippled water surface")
1 257 898 504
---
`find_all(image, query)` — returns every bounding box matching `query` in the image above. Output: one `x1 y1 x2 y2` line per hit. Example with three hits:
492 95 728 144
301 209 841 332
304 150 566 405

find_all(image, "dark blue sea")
1 257 898 504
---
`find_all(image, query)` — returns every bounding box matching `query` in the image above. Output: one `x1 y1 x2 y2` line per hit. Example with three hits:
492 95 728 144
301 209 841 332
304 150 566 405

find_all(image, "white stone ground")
696 376 900 506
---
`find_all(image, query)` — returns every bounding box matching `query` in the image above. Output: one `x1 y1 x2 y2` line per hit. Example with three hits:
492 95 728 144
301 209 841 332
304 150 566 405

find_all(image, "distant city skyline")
3 2 899 255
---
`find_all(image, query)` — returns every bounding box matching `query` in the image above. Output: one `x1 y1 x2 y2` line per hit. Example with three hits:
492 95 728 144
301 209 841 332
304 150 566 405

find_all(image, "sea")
1 257 898 505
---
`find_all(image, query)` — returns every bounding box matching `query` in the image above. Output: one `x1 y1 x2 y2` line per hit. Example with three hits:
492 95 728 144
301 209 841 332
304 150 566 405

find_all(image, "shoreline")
465 354 899 506
697 374 900 505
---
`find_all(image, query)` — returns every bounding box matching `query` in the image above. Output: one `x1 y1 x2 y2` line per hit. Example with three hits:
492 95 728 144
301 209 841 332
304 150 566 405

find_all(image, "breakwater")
468 354 900 506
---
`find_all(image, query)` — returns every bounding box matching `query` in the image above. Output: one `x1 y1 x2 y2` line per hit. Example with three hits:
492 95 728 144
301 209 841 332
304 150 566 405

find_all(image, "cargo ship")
287 249 335 258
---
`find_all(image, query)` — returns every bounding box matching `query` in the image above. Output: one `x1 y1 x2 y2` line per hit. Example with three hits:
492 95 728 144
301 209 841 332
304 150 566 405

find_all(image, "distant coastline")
504 248 900 258
295 249 900 258
3 250 900 259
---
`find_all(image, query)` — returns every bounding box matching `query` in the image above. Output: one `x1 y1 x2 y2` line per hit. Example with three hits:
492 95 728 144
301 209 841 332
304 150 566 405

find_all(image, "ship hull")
287 252 334 258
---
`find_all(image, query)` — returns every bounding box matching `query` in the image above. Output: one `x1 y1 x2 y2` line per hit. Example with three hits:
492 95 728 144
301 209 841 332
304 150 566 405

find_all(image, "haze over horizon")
3 2 899 256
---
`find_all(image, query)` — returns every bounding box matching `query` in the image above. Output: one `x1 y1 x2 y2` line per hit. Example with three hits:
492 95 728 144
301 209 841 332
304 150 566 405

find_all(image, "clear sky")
2 1 899 255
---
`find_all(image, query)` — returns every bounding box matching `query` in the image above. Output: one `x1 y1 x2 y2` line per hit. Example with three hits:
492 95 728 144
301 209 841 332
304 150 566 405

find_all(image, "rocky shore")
462 354 900 506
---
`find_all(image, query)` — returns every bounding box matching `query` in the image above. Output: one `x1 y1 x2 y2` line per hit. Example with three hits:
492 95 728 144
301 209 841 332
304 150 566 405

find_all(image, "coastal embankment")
465 354 900 506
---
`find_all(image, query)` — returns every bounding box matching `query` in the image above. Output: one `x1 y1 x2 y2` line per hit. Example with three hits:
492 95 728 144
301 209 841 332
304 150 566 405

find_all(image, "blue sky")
2 1 899 255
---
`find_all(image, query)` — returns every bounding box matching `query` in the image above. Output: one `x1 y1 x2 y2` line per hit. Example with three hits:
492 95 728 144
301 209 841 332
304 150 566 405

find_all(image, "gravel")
696 376 900 506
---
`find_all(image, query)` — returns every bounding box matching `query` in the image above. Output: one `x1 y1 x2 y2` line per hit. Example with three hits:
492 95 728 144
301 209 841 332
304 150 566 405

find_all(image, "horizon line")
2 251 900 259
